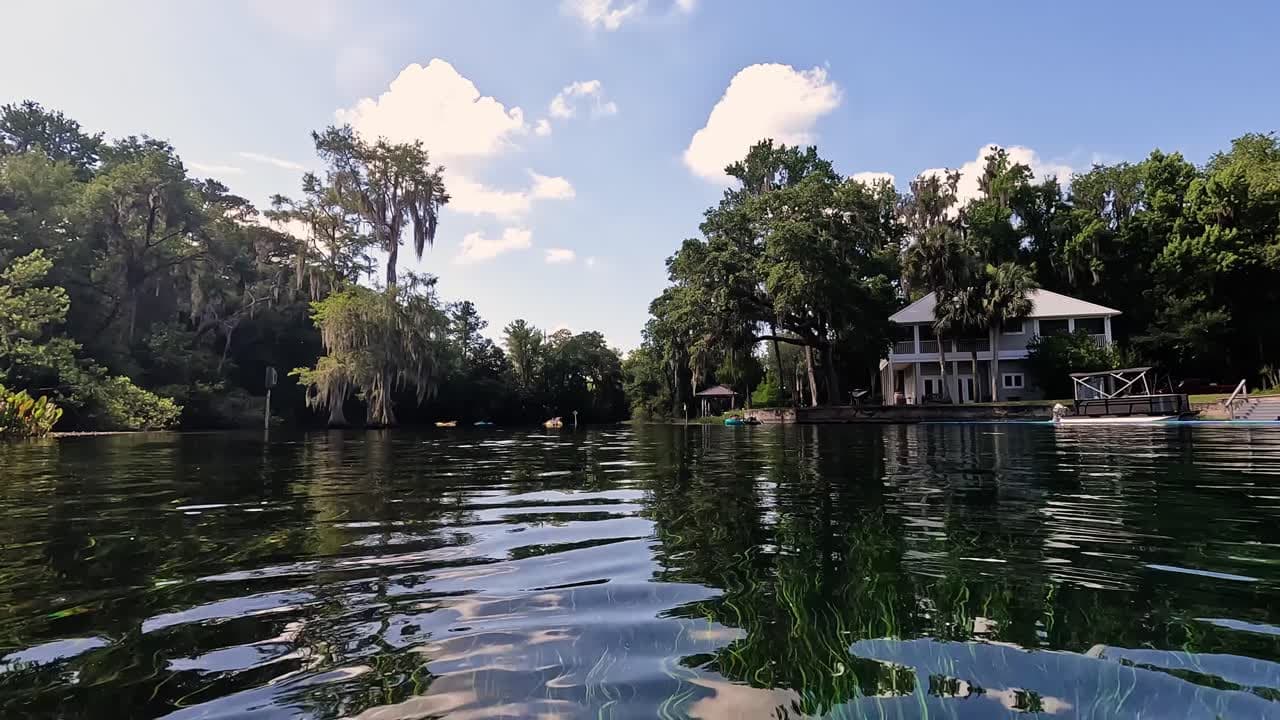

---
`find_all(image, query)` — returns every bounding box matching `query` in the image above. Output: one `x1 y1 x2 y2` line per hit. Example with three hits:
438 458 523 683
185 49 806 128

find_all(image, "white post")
913 325 921 354
1104 316 1113 344
264 389 271 431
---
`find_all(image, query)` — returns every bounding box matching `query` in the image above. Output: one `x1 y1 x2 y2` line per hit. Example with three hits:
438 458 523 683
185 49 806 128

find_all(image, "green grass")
1190 386 1280 404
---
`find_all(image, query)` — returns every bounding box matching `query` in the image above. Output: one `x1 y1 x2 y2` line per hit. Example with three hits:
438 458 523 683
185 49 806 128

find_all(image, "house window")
1075 317 1105 335
1002 319 1025 335
924 378 941 396
1002 373 1025 389
1039 319 1070 336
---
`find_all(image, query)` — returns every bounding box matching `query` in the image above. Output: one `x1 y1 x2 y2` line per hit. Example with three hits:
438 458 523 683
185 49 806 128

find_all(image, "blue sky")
4 1 1278 349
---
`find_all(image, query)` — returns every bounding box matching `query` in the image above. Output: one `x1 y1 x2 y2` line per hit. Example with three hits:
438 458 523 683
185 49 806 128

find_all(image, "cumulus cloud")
916 144 1074 207
448 172 575 218
534 119 552 137
188 162 243 176
684 63 841 183
563 0 641 30
335 59 527 163
545 248 577 264
675 0 697 11
529 172 576 199
456 228 533 264
548 80 618 120
238 151 306 171
850 171 895 187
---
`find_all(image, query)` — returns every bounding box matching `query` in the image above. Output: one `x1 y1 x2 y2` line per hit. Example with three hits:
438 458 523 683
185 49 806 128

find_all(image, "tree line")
0 101 626 433
624 133 1280 417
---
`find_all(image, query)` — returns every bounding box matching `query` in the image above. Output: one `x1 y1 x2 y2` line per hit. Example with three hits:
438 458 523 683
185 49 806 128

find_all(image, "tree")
312 126 449 289
293 275 447 427
266 172 373 298
1026 330 1121 399
0 101 103 177
982 262 1037 400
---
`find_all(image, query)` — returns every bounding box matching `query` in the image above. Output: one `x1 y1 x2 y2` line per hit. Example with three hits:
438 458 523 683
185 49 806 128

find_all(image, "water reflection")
1 424 1278 718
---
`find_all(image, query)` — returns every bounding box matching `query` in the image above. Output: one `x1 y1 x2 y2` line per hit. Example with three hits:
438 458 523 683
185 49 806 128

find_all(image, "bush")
1026 330 1121 399
0 384 63 438
751 376 787 407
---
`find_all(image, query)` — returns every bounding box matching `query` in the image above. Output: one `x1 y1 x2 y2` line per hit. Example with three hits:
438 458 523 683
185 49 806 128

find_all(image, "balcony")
953 338 991 353
893 340 916 355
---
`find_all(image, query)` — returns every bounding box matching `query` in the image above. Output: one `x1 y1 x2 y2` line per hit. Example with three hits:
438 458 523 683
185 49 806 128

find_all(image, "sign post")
264 366 278 431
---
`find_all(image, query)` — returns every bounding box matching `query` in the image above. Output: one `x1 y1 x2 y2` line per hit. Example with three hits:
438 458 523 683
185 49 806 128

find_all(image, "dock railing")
1225 379 1248 420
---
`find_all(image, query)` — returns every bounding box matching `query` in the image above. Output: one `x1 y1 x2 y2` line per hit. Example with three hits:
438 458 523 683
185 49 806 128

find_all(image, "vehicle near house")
880 290 1120 404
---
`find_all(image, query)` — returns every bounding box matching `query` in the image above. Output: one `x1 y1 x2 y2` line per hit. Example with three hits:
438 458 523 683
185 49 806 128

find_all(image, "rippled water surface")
3 424 1280 718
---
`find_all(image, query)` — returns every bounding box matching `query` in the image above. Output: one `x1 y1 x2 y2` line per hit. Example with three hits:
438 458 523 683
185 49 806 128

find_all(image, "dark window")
1002 319 1025 334
1039 319 1070 336
1075 317 1105 335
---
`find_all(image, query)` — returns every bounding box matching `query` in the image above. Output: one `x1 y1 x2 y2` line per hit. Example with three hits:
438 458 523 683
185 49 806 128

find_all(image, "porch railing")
892 340 916 355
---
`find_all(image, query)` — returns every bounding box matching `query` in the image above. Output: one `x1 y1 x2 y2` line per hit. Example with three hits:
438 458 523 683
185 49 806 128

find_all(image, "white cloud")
684 63 842 183
448 172 575 218
585 256 598 268
335 59 527 163
850 171 895 187
564 0 641 30
188 162 243 175
675 0 696 11
545 248 577 264
448 176 537 218
534 118 552 137
456 227 533 264
530 172 576 200
238 151 306 171
915 144 1074 207
548 80 618 120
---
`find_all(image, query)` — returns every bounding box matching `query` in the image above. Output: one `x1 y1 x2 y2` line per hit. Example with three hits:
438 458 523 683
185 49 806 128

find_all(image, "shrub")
1026 330 1121 399
0 384 63 438
751 376 787 407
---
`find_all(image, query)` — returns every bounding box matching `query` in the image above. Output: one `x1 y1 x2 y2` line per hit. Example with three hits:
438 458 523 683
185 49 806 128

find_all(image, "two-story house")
880 290 1121 403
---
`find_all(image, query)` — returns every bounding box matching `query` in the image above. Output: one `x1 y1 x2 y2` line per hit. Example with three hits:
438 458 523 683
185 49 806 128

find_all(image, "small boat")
543 417 563 429
1053 415 1176 426
473 420 495 427
724 416 761 426
434 420 458 428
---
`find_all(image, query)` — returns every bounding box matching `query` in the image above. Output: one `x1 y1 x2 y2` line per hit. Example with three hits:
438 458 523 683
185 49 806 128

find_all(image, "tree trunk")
769 321 784 393
989 327 1000 402
971 349 980 403
938 332 950 401
328 400 347 427
218 325 234 374
804 345 819 408
824 343 840 405
385 242 399 289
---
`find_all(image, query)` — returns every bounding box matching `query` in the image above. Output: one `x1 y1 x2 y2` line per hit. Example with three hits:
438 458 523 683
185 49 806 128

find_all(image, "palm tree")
983 262 1037 401
937 287 986 402
905 225 971 401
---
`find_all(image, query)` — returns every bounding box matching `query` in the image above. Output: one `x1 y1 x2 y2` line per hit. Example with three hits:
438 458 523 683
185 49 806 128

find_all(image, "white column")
913 324 921 354
1104 316 1113 344
1068 317 1075 333
914 362 922 402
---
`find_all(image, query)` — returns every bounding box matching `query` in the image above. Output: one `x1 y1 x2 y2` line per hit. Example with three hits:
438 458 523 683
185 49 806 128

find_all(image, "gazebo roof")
694 384 738 398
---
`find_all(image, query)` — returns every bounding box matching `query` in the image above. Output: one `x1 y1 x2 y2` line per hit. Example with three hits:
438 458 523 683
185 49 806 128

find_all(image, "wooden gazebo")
694 384 738 416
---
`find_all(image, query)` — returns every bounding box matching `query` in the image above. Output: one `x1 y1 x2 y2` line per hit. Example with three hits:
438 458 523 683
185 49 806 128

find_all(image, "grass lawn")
1190 386 1280 404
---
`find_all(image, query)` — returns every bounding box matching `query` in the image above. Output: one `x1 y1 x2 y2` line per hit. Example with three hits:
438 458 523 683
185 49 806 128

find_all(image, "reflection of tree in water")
640 424 1280 716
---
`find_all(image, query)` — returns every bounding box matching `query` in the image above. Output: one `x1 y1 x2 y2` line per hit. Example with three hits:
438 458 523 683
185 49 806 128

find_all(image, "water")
2 424 1279 719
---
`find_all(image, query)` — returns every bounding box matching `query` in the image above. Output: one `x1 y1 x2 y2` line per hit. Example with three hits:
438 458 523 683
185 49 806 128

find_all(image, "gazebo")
694 384 739 416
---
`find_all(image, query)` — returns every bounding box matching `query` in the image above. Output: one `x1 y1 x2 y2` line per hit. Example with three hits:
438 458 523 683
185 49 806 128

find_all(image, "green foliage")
1026 330 1121 399
750 375 786 407
0 383 62 437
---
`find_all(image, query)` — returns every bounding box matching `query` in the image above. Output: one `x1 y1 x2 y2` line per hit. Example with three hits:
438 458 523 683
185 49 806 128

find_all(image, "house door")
957 376 976 403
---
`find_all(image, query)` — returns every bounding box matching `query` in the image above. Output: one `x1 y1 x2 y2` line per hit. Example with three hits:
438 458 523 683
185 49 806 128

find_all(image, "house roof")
694 384 738 397
889 289 1121 324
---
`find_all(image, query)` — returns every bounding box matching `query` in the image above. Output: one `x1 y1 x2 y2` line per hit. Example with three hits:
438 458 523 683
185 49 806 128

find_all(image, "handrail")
1226 378 1248 419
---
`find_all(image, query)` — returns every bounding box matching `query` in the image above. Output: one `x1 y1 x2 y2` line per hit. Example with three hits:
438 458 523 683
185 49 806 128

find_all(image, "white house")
880 290 1121 403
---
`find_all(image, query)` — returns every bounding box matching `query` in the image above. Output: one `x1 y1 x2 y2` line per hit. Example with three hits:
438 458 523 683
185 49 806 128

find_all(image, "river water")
1 424 1279 718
